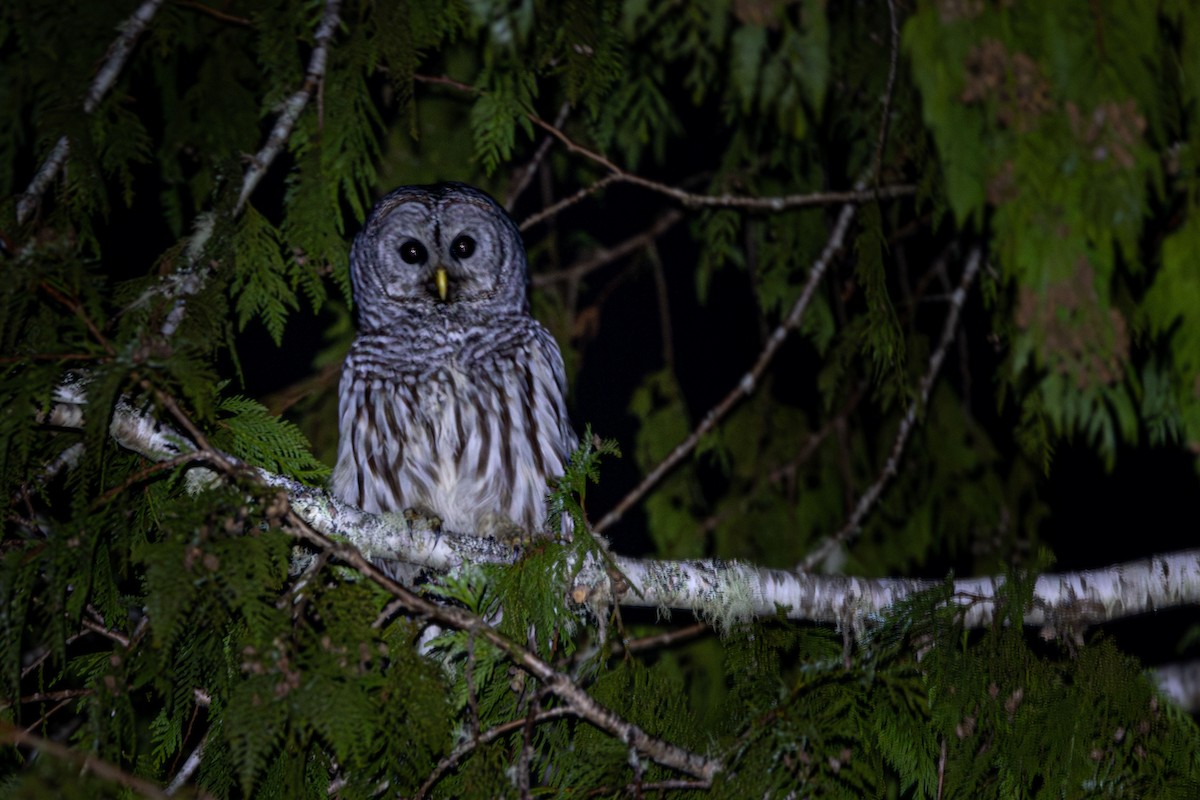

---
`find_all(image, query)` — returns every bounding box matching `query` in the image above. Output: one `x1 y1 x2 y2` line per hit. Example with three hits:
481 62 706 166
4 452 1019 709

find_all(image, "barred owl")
333 183 576 541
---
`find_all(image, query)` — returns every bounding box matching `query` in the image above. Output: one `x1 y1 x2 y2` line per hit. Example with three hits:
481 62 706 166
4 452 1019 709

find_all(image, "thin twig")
519 174 622 231
176 0 253 27
800 248 982 572
767 394 861 489
17 0 166 225
415 706 574 799
629 739 645 798
689 390 860 537
262 359 341 415
871 0 901 186
415 74 914 215
517 695 537 799
81 616 131 648
532 210 684 287
648 242 675 374
466 633 480 740
284 509 722 783
150 386 221 459
586 779 711 796
40 283 115 356
20 632 84 680
94 452 204 506
3 689 92 708
592 195 863 535
506 102 571 211
0 353 103 363
617 622 708 656
23 698 76 737
937 737 947 800
0 722 186 800
533 110 913 211
371 596 407 629
235 0 342 213
17 138 70 225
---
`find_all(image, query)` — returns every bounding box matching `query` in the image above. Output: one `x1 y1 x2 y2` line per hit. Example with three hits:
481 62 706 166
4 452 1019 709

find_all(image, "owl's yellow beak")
434 267 449 302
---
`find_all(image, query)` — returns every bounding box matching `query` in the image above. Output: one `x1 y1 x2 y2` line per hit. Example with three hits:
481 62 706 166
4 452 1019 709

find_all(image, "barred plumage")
333 184 575 539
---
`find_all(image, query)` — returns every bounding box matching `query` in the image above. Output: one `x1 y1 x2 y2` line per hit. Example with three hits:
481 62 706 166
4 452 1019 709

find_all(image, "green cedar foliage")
2 0 1200 797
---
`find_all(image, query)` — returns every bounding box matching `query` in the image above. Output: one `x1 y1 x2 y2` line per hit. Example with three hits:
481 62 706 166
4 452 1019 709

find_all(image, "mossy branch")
48 391 1200 637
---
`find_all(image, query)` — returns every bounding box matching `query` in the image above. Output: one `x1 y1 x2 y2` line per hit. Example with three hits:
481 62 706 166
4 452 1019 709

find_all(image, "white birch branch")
16 0 166 225
45 393 1200 635
580 550 1200 632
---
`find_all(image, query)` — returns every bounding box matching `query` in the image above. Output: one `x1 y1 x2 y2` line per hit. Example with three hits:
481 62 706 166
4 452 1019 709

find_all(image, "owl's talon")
477 511 533 549
402 508 443 531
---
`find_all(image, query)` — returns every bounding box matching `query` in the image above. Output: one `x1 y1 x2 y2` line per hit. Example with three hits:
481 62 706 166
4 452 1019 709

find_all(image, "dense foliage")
2 0 1199 796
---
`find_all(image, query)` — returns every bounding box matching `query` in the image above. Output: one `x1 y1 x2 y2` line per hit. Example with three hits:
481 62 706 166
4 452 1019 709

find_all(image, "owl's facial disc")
352 183 529 327
376 201 506 306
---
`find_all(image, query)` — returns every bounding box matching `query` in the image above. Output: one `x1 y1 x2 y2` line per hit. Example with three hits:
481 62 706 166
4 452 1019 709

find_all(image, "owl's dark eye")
451 235 476 259
399 240 427 264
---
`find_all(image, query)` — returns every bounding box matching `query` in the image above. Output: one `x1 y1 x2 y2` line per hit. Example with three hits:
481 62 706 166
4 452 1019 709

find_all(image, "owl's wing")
333 367 418 514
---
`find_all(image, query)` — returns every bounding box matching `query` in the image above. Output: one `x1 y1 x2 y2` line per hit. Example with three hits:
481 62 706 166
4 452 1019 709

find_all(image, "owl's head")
349 183 529 328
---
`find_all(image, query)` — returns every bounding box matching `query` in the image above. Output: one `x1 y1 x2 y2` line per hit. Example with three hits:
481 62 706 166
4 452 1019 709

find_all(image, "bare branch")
164 735 207 796
871 0 901 186
648 241 675 374
81 615 131 648
519 174 622 231
800 248 982 572
527 112 913 211
176 0 253 27
16 137 70 226
531 210 684 287
121 0 342 342
0 721 198 800
235 0 342 214
16 0 166 225
416 707 573 798
414 74 915 214
592 194 862 535
617 621 709 656
506 102 571 211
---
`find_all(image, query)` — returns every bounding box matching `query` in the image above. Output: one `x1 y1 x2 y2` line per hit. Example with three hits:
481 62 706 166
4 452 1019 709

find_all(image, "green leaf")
229 206 298 346
730 25 765 112
211 394 330 482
